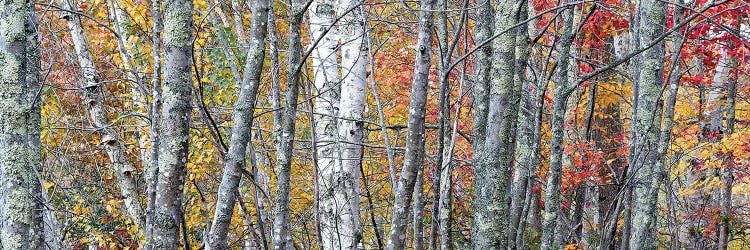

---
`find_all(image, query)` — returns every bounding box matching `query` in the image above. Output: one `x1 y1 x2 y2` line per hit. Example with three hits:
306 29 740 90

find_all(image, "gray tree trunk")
469 3 492 246
627 0 668 247
272 1 305 248
473 0 521 247
0 0 41 248
145 0 163 246
335 0 369 246
384 0 435 248
209 0 270 247
59 0 145 237
150 0 193 247
507 2 532 248
540 6 575 250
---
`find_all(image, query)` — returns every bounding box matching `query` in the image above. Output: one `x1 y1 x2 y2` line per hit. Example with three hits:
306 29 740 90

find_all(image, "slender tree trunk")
507 2 532 248
473 0 522 247
209 0 270 247
336 0 369 245
150 0 193 247
627 0 668 247
540 6 575 250
0 0 40 248
413 167 425 250
145 0 163 245
384 0 436 247
308 0 346 246
25 3 44 248
272 1 305 248
716 9 739 248
59 0 145 237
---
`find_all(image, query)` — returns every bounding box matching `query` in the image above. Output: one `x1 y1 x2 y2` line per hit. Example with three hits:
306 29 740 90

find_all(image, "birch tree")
333 0 369 246
59 0 145 236
385 0 436 247
150 0 193 246
209 0 270 247
308 0 346 246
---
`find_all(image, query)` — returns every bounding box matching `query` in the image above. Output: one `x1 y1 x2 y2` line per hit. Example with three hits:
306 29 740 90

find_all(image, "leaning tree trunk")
209 0 269 248
384 0 436 248
627 0 668 247
150 0 193 247
0 0 41 248
473 0 521 248
272 1 305 248
335 0 369 246
59 0 145 237
540 6 575 250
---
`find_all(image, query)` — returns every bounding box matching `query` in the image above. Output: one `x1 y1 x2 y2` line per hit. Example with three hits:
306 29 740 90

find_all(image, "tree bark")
336 0 369 246
145 0 163 246
272 1 305 248
308 0 344 246
473 0 522 247
470 2 493 246
384 0 435 248
540 6 575 250
0 0 41 247
59 0 145 237
627 0 668 247
150 0 193 246
507 2 532 248
209 0 270 247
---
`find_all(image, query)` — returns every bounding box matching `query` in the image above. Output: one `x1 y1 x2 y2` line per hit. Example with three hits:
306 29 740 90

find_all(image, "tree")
627 0 668 247
150 0 193 247
209 0 270 247
539 5 575 249
473 0 522 247
0 0 41 248
334 0 369 246
59 0 145 237
272 0 305 247
384 0 436 248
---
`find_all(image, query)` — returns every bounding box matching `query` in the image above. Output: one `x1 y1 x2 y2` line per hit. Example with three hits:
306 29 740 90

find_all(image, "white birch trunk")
59 0 145 237
335 0 369 246
309 0 345 247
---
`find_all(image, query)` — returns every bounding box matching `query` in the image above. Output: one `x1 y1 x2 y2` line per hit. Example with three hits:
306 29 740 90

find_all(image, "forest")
0 0 748 248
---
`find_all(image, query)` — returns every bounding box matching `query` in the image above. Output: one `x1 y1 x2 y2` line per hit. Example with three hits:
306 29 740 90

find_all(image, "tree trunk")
272 1 305 248
145 0 163 246
473 0 521 247
0 0 41 248
59 0 145 237
150 0 193 246
384 0 435 247
470 0 492 247
507 2 532 248
209 0 270 247
308 0 344 246
540 6 575 250
627 0 668 247
336 0 369 246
